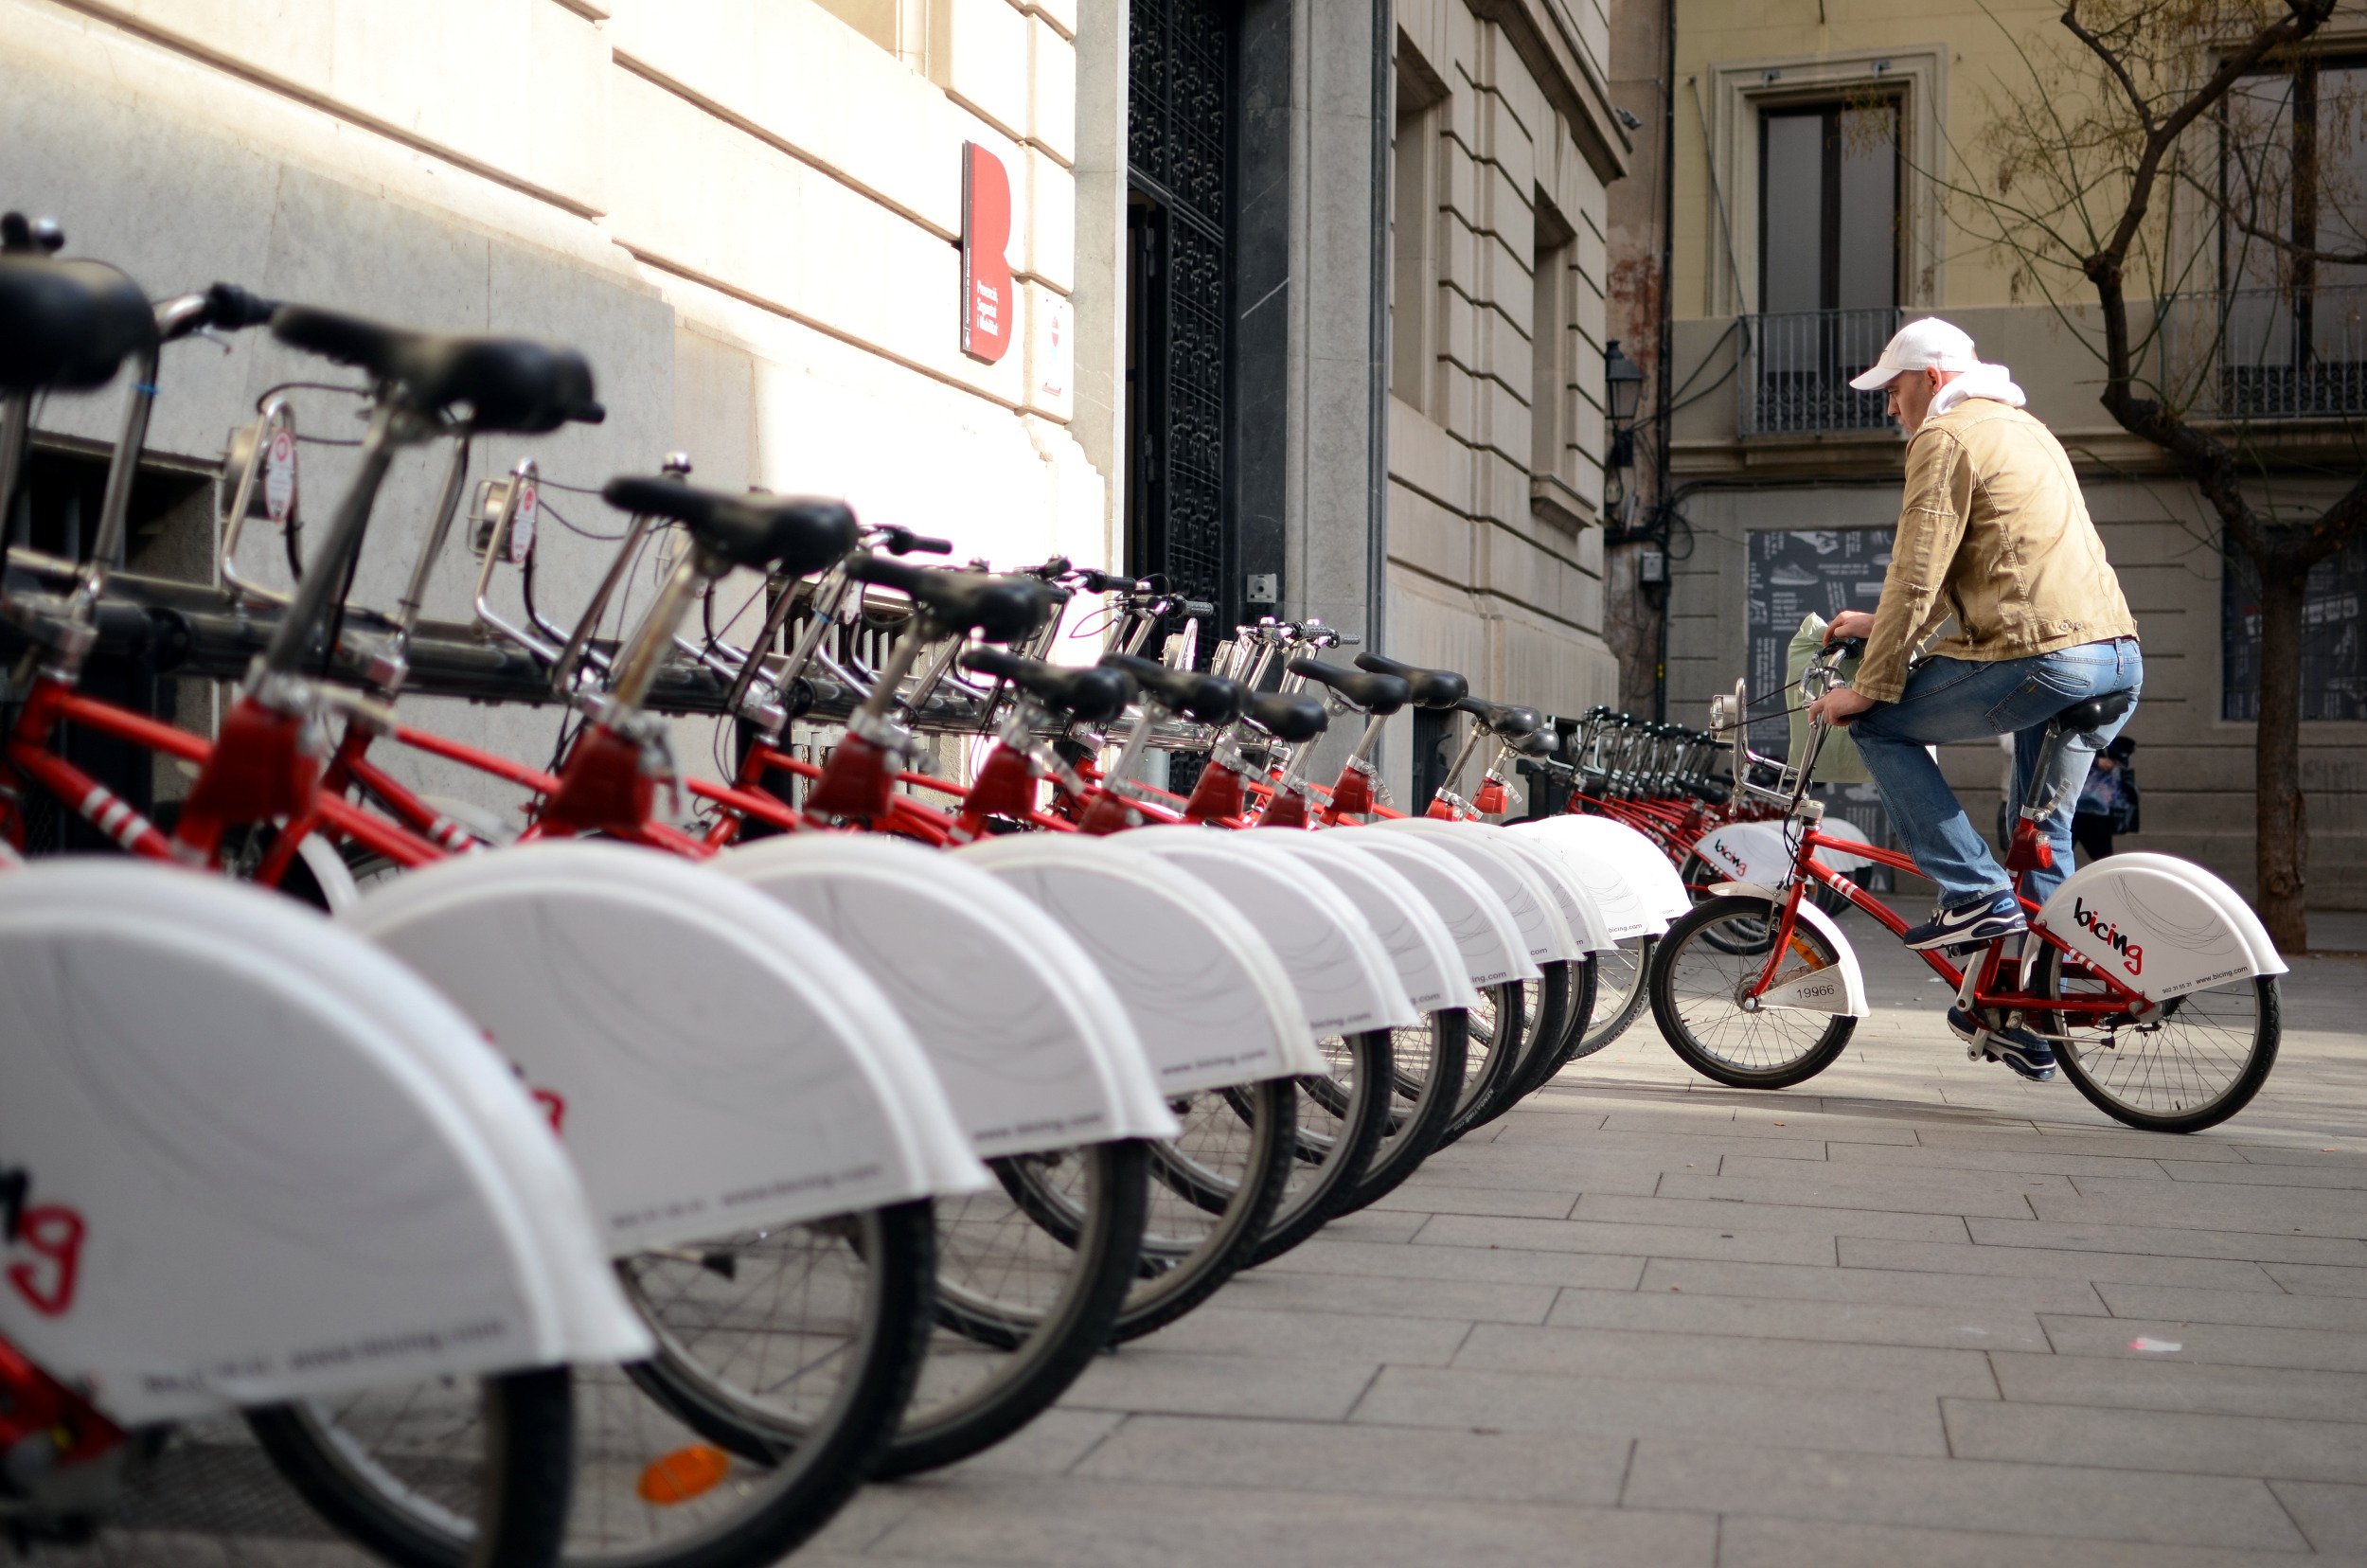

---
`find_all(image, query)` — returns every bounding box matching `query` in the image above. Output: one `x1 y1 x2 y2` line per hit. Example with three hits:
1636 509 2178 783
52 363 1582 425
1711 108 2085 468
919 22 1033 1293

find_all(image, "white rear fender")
1486 830 1617 953
717 834 1180 1154
1255 833 1483 1012
1120 829 1419 1034
346 842 988 1256
0 863 649 1426
1362 817 1581 964
2037 854 2287 1000
1314 829 1536 988
1816 815 1878 873
1515 814 1689 928
955 834 1327 1089
1704 882 1869 1017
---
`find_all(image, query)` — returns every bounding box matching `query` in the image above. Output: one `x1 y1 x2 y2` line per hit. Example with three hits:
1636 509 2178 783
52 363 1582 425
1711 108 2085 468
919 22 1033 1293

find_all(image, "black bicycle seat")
1354 651 1468 709
1455 694 1542 739
2054 688 2136 738
1508 726 1559 758
961 648 1135 725
1242 689 1327 743
843 555 1049 644
1102 654 1243 723
0 258 157 392
1287 657 1410 716
270 305 604 433
600 477 857 578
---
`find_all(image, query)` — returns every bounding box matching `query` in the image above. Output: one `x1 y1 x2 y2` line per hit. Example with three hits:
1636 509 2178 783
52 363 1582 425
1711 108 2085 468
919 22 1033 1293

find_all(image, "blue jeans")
1848 638 2142 908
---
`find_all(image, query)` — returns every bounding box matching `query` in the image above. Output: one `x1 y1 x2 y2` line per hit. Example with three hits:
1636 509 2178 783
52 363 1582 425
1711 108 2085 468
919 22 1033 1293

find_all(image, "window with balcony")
1745 98 1901 435
1532 199 1575 483
2214 57 2367 420
1392 48 1449 411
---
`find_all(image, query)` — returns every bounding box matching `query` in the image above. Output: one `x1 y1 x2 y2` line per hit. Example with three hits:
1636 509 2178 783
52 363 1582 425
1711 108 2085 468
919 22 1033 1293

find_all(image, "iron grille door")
1126 0 1234 633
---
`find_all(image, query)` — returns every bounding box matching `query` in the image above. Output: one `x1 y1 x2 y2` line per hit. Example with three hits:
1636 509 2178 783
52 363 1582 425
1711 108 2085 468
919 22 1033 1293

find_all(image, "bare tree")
1948 0 2365 950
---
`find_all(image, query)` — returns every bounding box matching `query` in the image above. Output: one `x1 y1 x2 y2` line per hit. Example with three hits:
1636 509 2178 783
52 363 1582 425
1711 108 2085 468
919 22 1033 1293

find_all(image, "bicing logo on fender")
2071 897 2145 978
1 1164 86 1318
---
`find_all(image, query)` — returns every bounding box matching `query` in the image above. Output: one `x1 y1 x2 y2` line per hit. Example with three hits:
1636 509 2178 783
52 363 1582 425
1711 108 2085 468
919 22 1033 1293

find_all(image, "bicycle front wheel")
2032 948 2280 1132
1648 895 1856 1089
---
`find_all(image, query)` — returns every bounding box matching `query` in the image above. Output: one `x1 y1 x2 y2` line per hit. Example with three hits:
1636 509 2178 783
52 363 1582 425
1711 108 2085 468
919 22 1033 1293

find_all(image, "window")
1392 45 1448 409
1745 97 1900 434
2219 58 2366 418
1758 99 1900 316
1531 198 1575 481
2221 532 2367 722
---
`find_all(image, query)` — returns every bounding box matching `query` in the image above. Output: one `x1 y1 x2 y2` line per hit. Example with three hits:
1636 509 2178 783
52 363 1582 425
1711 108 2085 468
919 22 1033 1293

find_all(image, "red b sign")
961 143 1014 364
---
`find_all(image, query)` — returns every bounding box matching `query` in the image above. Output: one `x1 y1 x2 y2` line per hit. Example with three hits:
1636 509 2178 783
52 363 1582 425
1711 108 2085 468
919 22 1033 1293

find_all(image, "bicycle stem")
254 397 405 681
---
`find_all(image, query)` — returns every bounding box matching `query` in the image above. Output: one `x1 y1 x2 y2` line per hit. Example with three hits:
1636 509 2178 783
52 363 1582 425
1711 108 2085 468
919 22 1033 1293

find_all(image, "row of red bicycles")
0 215 1689 1567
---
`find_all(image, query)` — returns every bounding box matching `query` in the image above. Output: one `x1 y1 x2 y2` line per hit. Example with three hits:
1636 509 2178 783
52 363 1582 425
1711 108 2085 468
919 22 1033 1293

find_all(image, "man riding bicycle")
1805 319 2141 1078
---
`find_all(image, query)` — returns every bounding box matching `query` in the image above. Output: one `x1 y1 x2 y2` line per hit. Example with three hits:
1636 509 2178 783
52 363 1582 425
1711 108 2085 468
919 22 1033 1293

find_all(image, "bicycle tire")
1092 1079 1295 1341
1648 895 1856 1089
1328 1009 1469 1215
1575 935 1655 1058
2032 950 2280 1133
1514 953 1599 1096
254 1201 936 1568
874 1142 1150 1477
1464 963 1575 1130
1433 981 1529 1148
249 1369 572 1568
1234 1030 1393 1267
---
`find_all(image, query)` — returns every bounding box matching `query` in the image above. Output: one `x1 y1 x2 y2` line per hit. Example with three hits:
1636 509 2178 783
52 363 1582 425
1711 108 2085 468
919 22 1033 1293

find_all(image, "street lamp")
1603 338 1646 510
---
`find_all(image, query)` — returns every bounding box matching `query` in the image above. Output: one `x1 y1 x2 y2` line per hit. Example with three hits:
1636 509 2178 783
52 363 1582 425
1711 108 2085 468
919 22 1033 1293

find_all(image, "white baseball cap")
1849 317 1982 391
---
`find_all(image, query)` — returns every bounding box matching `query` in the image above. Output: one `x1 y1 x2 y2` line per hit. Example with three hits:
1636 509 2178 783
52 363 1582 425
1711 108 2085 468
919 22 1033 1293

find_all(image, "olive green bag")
1785 613 1873 785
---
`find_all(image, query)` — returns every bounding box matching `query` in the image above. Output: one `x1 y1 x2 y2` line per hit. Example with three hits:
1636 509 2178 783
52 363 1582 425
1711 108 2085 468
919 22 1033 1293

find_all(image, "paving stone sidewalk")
56 923 2367 1566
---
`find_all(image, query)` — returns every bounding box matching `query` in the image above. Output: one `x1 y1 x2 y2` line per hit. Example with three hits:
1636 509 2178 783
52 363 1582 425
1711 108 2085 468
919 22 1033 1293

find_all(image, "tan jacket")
1854 399 2138 704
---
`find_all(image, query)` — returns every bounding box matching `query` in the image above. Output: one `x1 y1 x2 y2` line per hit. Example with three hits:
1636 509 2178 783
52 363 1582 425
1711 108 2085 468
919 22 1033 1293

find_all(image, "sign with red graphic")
961 143 1014 364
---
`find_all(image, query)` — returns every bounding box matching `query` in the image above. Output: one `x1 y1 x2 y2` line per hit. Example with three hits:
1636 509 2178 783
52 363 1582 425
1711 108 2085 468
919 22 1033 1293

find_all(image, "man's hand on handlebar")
1823 610 1876 644
1806 686 1875 727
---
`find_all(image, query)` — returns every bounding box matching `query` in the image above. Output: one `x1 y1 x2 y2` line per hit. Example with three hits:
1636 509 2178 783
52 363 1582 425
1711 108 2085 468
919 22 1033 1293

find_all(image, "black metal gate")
1126 0 1234 631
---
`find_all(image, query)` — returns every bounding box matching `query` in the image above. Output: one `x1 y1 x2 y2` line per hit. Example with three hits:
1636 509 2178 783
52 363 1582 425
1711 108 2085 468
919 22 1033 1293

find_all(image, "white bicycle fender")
1692 820 1795 888
2037 853 2287 1000
347 842 988 1255
1817 815 1878 872
1362 817 1582 965
1703 881 1870 1017
955 834 1327 1089
1517 814 1689 927
1315 829 1537 988
1255 832 1483 1013
0 862 649 1426
1486 830 1617 953
716 834 1180 1154
1121 828 1420 1034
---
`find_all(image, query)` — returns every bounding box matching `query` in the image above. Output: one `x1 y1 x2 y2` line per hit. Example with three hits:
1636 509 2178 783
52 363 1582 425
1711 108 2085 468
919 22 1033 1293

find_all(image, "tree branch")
2059 2 2155 135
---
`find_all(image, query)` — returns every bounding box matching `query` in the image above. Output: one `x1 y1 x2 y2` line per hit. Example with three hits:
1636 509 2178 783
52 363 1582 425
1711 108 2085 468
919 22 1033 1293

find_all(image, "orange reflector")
638 1444 731 1505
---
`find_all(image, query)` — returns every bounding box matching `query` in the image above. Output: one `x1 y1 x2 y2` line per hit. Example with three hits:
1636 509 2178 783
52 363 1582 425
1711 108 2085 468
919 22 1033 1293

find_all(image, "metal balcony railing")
1739 307 1901 437
2160 285 2367 421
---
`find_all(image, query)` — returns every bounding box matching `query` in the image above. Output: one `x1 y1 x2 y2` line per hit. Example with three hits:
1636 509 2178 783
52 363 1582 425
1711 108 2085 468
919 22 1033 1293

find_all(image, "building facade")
1 0 1627 820
1607 0 2367 905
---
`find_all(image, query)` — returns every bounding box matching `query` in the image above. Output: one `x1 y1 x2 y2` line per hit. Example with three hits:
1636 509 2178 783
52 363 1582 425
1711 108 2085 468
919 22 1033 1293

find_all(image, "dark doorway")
1125 0 1236 636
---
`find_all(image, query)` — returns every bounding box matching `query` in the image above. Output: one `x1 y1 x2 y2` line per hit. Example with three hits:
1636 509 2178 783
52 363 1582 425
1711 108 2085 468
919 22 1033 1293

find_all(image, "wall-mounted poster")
1745 526 1898 877
2222 530 2367 722
1745 527 1894 758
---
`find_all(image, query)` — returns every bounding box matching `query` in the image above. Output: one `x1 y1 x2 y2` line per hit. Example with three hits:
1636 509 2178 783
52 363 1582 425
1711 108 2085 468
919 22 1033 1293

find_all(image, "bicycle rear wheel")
1328 1009 1469 1215
249 1368 571 1568
1510 954 1598 1097
1235 1030 1393 1266
1463 963 1575 1130
253 1201 935 1568
2032 948 2280 1132
874 1142 1149 1478
1006 1080 1294 1343
1575 935 1654 1058
1648 895 1856 1089
1434 982 1528 1147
